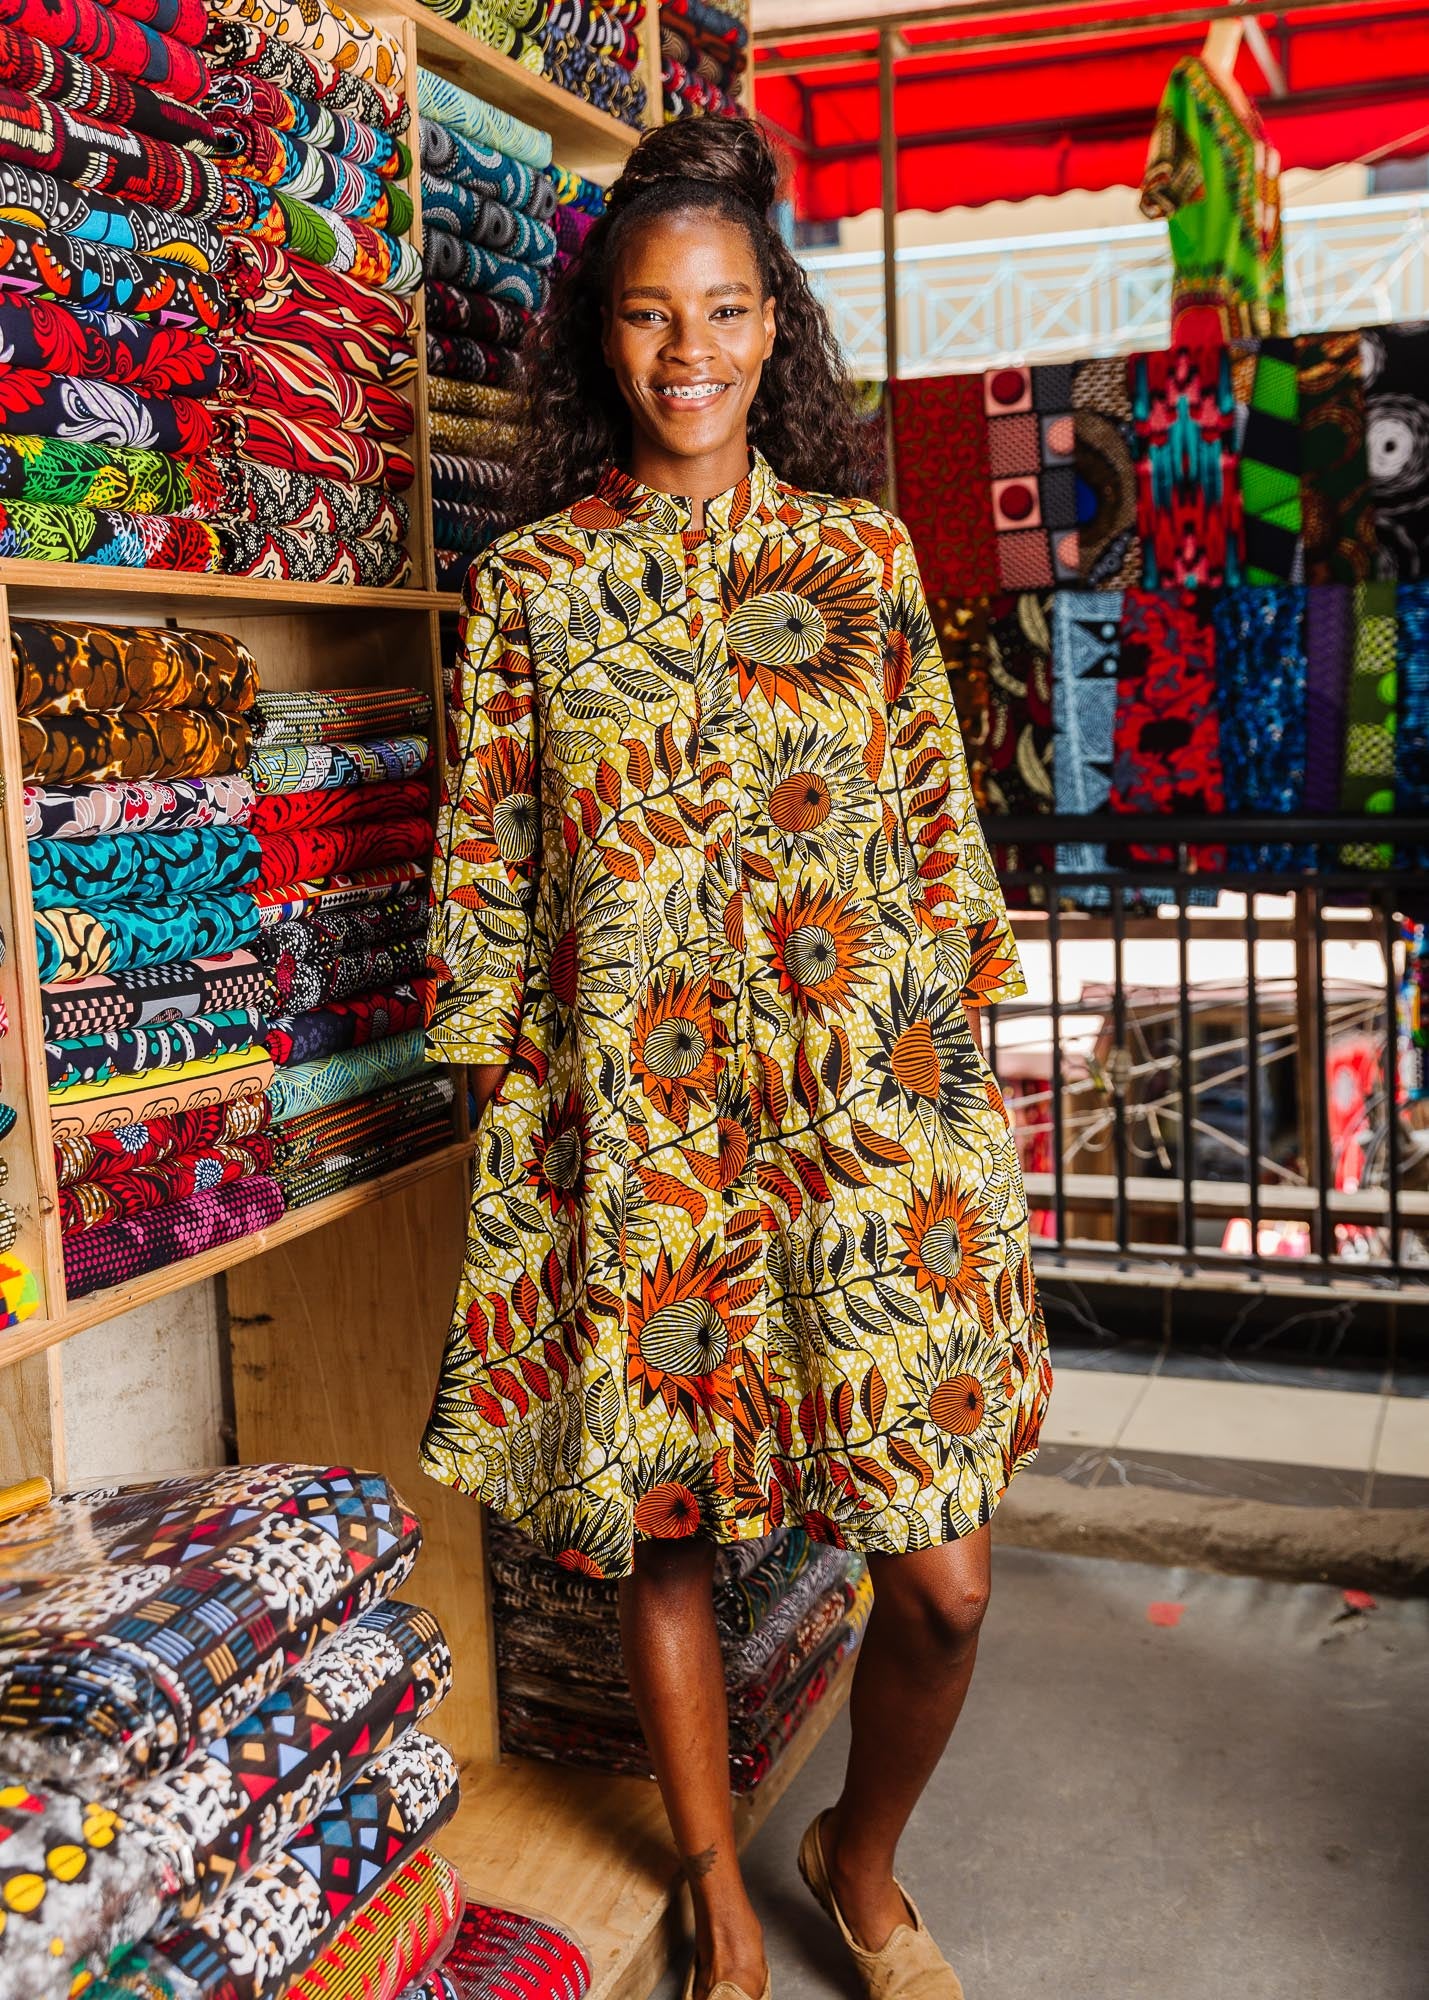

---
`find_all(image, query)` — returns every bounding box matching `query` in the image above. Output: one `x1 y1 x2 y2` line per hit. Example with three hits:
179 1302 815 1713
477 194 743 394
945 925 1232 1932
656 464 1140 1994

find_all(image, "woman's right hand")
471 1063 509 1125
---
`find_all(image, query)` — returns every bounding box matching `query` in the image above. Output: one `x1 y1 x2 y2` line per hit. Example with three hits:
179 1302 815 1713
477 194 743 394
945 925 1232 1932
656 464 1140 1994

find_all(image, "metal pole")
879 27 899 511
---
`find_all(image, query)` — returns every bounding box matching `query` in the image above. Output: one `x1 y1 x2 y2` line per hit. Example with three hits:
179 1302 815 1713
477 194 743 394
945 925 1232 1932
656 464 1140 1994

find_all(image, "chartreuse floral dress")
421 450 1051 1578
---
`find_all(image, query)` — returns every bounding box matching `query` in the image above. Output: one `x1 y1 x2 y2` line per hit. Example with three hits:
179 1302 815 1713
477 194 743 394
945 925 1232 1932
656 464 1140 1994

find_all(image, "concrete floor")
740 1549 1429 2000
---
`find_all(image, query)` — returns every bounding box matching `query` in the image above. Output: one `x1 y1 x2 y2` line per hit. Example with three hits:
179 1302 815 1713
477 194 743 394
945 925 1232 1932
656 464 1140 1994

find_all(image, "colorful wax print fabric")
928 593 991 810
0 433 216 510
425 410 518 459
425 378 520 421
1130 345 1242 590
422 279 528 345
249 778 429 833
206 0 403 92
420 226 546 311
1396 580 1429 817
0 0 210 99
887 373 998 597
1361 321 1429 581
59 1130 272 1231
1071 355 1140 589
417 69 551 171
28 824 260 906
222 524 410 589
62 1161 281 1292
253 818 433 891
100 1735 459 2000
427 450 507 504
1302 583 1354 813
223 236 416 378
207 75 407 174
1140 57 1284 342
47 1049 272 1141
217 177 420 294
418 120 553 216
280 1847 463 2000
0 21 216 148
982 363 1079 590
0 499 223 573
264 984 427 1068
1052 589 1121 891
265 1029 426 1122
401 1899 590 2000
276 1116 448 1208
252 687 432 748
271 1071 451 1168
39 949 268 1038
421 450 1048 1576
219 338 413 438
0 1466 421 1786
0 365 215 455
419 173 552 264
13 617 256 713
203 17 405 132
1340 579 1397 867
0 82 223 212
1297 331 1377 583
0 216 223 325
0 1606 449 2000
0 298 221 392
1111 587 1226 869
17 706 251 789
253 860 425 927
1211 585 1310 870
206 457 410 542
211 403 413 490
979 591 1055 821
23 774 253 840
51 1092 270 1186
215 119 412 231
1239 337 1302 583
0 159 226 268
34 890 258 980
426 330 518 388
47 1005 259 1089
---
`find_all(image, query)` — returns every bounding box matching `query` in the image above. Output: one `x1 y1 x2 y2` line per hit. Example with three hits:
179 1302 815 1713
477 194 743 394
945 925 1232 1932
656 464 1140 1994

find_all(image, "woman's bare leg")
619 1539 767 1997
821 1525 992 1948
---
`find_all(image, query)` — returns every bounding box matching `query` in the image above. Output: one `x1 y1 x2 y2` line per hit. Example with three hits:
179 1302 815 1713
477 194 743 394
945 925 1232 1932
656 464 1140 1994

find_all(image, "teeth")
660 384 725 400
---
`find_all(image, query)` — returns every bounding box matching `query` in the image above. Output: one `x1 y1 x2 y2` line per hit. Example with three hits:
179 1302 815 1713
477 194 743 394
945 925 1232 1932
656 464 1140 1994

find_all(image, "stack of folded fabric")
548 160 605 280
539 1 647 129
200 0 420 587
660 0 745 121
488 1518 872 1794
419 68 556 587
0 0 232 569
12 616 284 1299
249 684 453 1209
0 1463 468 2000
408 0 546 71
402 1902 592 2000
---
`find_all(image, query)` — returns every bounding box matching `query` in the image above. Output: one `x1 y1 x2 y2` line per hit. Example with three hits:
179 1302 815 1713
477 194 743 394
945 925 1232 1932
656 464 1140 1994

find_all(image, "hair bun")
607 118 778 218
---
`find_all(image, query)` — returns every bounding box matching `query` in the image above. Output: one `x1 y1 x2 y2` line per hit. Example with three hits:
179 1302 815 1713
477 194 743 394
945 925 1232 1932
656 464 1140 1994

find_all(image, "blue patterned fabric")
1051 590 1121 905
1212 586 1312 871
35 894 258 981
28 826 261 908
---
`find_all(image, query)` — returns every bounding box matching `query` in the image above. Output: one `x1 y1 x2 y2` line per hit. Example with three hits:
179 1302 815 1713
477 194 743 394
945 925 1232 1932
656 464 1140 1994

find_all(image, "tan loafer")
797 1809 965 2000
681 1961 771 2000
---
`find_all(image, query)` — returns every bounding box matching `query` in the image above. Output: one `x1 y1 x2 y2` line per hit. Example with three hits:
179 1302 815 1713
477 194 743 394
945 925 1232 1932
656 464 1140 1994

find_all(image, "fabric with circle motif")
419 169 555 264
0 219 224 327
51 1091 269 1184
60 1169 282 1294
1110 587 1226 870
0 0 210 99
982 362 1080 590
58 1131 272 1232
47 1048 273 1140
263 982 427 1068
1130 344 1243 592
202 18 406 132
1297 330 1376 585
1071 355 1140 589
266 933 430 1013
1210 585 1311 871
418 118 554 218
205 0 404 93
1052 590 1122 896
1361 322 1429 582
0 20 217 149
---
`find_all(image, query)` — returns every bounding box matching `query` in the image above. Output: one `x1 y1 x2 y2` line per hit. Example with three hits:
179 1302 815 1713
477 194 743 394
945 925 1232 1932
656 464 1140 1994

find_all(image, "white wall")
59 1281 227 1487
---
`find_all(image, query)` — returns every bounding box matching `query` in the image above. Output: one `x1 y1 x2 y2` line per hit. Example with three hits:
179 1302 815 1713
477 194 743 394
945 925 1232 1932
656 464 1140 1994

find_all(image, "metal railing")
979 814 1429 1296
800 193 1429 374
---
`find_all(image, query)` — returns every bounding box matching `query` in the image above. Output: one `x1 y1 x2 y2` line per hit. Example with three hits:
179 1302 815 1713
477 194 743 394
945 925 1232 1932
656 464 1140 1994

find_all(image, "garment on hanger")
1140 54 1286 343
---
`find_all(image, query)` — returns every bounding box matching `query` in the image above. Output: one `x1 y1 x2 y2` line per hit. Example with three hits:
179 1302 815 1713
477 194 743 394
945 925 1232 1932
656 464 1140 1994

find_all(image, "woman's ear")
762 295 776 361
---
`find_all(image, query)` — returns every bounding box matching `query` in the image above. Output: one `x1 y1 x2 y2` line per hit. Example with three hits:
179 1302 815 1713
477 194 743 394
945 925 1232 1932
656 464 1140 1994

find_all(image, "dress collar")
575 449 782 537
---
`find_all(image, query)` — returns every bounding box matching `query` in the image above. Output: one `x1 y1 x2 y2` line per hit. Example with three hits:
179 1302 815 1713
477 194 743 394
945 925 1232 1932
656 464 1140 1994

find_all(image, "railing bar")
1383 890 1402 1273
1246 893 1263 1267
1175 859 1195 1262
1110 878 1130 1254
1313 885 1334 1268
1048 893 1067 1249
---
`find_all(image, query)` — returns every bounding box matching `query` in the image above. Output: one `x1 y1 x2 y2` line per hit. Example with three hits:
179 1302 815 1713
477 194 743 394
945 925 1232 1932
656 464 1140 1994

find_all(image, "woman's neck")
627 438 753 531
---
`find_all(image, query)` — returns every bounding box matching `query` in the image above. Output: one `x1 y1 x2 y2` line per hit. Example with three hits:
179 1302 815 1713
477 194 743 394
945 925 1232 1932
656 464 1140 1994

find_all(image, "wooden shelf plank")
439 1657 855 2000
0 1140 473 1372
386 0 641 170
0 562 447 615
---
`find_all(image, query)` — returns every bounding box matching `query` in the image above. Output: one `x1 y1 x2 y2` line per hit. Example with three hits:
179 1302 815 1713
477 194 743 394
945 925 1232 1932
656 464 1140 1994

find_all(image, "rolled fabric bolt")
0 1201 15 1253
0 1103 14 1140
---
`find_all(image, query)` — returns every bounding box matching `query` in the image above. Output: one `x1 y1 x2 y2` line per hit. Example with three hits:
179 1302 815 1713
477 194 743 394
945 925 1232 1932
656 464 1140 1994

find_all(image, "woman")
421 117 1051 2000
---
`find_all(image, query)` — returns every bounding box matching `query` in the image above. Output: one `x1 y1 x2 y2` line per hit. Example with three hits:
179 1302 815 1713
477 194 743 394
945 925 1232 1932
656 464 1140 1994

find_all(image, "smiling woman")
421 114 1051 2000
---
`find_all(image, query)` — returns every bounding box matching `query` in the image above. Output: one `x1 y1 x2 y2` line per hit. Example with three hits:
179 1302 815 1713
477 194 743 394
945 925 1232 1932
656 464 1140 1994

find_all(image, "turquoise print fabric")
28 825 261 907
264 1027 427 1120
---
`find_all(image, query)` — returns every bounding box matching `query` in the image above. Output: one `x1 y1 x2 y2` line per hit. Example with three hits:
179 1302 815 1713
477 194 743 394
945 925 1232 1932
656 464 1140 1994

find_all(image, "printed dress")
420 451 1052 1577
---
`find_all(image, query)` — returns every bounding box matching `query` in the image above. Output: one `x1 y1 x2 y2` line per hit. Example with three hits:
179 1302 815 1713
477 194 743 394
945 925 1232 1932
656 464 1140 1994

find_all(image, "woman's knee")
872 1539 992 1657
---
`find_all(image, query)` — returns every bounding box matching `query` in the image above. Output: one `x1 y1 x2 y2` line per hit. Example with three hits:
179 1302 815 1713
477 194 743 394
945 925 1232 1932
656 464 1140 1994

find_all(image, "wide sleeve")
1140 62 1203 220
424 553 540 1064
883 516 1026 1006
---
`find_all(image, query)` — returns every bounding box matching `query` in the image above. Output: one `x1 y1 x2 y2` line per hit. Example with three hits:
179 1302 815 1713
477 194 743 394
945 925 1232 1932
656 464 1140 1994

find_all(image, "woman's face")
602 209 776 491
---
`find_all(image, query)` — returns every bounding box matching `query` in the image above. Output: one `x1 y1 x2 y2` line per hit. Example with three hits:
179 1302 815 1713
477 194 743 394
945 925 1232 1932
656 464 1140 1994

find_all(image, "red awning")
755 3 1429 221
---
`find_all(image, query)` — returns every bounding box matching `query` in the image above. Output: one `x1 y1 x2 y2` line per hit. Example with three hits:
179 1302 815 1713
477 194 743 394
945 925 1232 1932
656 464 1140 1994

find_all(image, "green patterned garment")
1340 581 1397 868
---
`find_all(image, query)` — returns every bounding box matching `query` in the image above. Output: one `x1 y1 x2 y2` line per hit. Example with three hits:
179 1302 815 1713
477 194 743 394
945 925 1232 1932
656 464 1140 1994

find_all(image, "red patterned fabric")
1130 346 1243 592
218 339 414 439
223 236 416 379
0 0 209 98
52 1095 271 1187
889 373 999 597
0 22 217 147
210 402 414 489
250 779 430 835
254 815 434 889
110 0 207 50
0 298 219 392
58 1133 274 1235
0 80 221 212
1110 587 1225 868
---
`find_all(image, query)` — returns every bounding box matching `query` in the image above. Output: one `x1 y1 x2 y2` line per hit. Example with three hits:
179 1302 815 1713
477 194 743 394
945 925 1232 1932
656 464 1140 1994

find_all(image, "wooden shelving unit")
0 14 844 2000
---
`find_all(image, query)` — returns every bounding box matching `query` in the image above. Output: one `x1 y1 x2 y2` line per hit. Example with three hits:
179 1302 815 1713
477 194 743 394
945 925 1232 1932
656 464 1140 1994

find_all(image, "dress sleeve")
884 516 1026 1006
1140 62 1203 220
424 553 540 1064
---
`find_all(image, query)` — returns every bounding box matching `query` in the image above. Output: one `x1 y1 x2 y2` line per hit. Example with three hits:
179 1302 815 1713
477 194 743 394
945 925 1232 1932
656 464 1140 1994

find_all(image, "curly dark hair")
508 118 879 523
